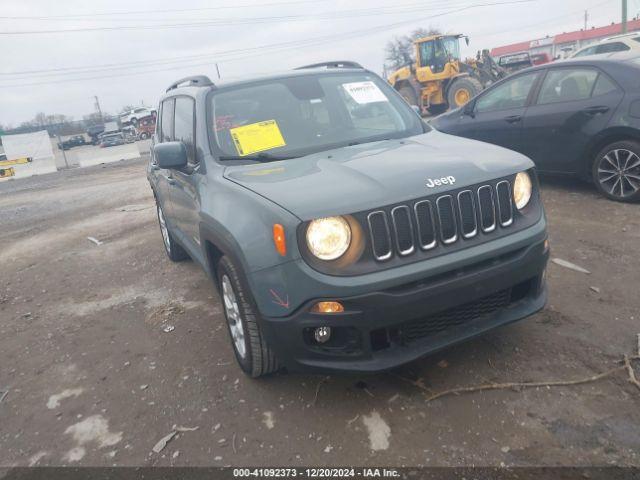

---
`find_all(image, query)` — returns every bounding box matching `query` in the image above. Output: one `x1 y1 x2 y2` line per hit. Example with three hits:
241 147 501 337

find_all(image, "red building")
491 19 640 60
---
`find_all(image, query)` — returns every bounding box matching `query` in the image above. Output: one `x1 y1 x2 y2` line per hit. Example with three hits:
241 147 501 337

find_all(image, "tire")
398 86 419 107
156 203 189 261
216 255 279 377
447 77 483 109
139 132 149 140
592 140 640 202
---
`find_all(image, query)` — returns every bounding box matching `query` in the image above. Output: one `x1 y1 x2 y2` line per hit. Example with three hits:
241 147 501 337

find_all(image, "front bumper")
261 238 548 373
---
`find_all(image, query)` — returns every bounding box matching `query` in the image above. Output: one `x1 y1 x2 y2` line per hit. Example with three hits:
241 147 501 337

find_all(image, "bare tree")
384 27 442 71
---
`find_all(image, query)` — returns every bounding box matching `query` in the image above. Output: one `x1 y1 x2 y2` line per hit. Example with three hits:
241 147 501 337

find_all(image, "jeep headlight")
513 172 532 210
306 216 351 261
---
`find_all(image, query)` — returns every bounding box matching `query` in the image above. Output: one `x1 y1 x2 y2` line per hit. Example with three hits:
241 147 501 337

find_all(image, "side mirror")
463 102 476 118
154 142 187 169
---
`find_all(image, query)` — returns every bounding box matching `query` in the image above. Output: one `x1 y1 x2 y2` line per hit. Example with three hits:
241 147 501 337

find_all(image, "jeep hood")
223 131 533 220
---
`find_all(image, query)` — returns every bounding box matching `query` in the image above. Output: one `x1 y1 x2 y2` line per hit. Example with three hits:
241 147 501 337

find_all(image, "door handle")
504 115 522 124
583 106 610 115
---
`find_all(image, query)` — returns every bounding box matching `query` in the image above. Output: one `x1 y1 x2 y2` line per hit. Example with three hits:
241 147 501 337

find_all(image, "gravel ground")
0 157 639 467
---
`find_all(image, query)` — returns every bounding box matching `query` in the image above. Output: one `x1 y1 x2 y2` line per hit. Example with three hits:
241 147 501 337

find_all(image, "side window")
574 46 596 57
155 103 162 140
537 68 598 105
592 74 618 97
160 99 174 143
174 97 196 165
419 41 435 67
475 72 538 113
596 42 630 54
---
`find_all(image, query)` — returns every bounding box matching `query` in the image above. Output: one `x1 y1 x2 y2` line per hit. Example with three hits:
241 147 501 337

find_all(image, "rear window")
592 74 618 97
537 68 598 104
596 42 631 54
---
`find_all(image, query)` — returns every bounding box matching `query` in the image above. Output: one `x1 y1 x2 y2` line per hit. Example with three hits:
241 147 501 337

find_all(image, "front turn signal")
273 224 286 256
311 301 344 314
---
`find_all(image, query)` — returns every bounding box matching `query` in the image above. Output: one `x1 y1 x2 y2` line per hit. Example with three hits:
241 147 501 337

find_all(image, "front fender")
198 167 301 279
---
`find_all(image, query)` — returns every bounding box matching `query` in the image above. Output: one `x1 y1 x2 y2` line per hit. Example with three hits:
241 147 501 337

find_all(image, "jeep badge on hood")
426 176 456 188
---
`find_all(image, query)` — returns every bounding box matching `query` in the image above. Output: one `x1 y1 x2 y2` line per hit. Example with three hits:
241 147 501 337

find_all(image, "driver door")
455 71 541 153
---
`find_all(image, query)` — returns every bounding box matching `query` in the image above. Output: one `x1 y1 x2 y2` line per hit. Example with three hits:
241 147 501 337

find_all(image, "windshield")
208 72 425 160
441 37 461 60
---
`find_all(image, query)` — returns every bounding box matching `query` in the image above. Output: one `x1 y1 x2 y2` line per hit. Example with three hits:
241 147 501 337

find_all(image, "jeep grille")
367 180 514 262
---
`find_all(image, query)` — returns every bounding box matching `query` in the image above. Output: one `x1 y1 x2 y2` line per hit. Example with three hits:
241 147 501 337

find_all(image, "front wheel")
592 141 640 202
216 255 279 377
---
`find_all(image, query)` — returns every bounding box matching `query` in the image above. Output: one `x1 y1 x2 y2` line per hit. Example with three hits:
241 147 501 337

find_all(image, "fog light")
314 326 331 343
311 301 344 314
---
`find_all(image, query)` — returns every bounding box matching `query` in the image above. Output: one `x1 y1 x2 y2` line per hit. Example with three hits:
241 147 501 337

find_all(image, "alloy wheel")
221 274 247 359
597 149 640 199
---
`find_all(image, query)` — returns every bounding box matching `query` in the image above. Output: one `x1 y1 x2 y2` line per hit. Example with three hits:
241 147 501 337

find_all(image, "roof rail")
166 75 215 93
295 61 364 70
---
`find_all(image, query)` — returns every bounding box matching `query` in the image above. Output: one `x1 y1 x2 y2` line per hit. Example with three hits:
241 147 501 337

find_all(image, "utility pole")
94 95 103 124
584 10 588 30
215 63 221 80
56 133 69 169
622 0 628 33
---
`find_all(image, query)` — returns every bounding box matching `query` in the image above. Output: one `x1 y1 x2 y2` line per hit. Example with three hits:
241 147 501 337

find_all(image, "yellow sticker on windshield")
230 119 286 157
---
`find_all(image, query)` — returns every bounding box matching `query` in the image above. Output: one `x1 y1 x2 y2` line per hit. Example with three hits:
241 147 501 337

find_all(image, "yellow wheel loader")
388 34 506 115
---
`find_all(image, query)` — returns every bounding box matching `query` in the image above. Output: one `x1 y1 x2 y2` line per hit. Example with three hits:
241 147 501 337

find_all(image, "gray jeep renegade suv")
148 61 549 377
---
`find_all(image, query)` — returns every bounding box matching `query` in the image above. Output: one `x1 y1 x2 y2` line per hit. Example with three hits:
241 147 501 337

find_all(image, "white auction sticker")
342 81 389 104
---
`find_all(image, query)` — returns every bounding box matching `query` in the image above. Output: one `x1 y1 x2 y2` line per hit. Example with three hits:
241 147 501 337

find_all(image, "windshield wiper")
219 153 298 162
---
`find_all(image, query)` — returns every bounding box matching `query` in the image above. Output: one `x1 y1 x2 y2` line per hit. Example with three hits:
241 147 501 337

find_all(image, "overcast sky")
0 0 629 126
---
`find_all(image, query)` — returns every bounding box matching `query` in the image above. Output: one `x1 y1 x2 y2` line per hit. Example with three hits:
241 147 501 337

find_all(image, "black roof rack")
295 61 364 70
166 75 215 92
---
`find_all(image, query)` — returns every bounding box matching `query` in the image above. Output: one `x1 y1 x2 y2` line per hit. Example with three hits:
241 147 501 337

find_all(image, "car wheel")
217 255 279 377
592 140 640 202
139 132 149 140
156 203 189 261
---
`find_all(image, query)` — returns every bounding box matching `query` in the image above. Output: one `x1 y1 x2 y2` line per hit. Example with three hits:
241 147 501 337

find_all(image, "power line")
473 0 617 41
0 0 469 23
0 2 499 79
0 0 534 35
0 0 537 87
0 0 331 19
0 1 505 31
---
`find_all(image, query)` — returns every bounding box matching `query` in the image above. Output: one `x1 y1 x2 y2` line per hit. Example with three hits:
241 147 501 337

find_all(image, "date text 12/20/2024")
233 468 400 478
